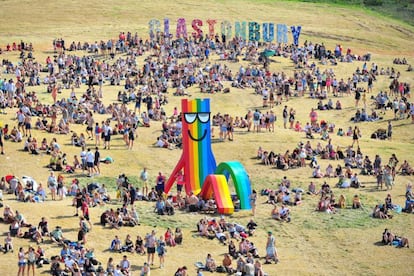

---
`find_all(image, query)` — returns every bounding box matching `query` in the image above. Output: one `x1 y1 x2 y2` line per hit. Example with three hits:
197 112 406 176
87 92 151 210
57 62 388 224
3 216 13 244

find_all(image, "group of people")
0 18 413 276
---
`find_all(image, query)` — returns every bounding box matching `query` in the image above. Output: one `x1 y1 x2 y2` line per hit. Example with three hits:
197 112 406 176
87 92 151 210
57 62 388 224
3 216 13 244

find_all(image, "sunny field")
0 0 413 275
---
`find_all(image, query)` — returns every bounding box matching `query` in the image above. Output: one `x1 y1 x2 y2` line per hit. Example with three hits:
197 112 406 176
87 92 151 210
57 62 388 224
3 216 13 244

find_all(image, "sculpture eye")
184 113 197 124
198 113 210 123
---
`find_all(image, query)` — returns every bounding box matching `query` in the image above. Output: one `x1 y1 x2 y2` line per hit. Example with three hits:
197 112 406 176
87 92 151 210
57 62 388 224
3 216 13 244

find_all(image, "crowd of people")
0 22 413 276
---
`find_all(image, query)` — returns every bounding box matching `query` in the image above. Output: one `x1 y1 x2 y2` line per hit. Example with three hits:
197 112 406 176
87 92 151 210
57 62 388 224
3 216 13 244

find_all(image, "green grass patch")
254 0 414 26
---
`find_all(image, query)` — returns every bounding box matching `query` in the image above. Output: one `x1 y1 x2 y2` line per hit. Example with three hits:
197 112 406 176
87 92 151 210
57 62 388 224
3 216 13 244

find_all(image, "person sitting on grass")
271 204 280 220
205 253 217 272
110 235 122 252
121 234 134 253
50 226 65 245
280 204 291 222
246 219 258 236
222 253 234 274
3 232 14 253
307 181 318 195
352 195 362 209
350 173 365 188
398 160 413 175
312 165 324 178
317 196 336 214
372 205 390 219
337 195 346 209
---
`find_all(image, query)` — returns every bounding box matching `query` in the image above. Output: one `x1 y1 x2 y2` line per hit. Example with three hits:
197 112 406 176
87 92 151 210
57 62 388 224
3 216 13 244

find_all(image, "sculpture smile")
188 129 207 141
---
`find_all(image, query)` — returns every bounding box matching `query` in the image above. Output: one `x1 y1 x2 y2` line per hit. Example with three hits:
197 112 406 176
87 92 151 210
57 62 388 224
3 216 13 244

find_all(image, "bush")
363 0 383 6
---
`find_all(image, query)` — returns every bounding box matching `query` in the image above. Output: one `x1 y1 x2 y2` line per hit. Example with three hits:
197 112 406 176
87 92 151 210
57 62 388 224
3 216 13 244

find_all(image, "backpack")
253 112 260 120
216 266 226 273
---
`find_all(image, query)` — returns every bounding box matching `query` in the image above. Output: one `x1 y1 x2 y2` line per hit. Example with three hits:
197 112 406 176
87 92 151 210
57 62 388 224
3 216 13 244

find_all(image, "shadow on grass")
131 264 144 271
373 241 386 246
233 130 250 135
62 228 77 233
391 121 413 128
52 215 75 219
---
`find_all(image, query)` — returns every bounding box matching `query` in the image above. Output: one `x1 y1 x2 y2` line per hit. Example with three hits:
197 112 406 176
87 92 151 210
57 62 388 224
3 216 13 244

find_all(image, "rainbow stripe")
201 175 234 214
182 99 216 194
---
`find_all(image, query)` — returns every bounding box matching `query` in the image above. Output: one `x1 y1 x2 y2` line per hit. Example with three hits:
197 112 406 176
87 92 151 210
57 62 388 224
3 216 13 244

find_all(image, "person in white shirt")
86 148 95 177
80 146 87 174
103 122 112 150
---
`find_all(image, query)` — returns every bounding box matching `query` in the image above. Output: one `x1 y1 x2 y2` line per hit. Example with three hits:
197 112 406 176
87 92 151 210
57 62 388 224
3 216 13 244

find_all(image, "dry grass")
0 0 414 275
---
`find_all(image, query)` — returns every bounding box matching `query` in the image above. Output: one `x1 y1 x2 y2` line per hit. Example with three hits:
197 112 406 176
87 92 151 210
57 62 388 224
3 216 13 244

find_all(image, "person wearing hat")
265 231 278 264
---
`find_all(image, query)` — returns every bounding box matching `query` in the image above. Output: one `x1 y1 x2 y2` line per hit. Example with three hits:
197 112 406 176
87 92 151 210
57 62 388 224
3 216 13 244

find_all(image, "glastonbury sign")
148 18 302 45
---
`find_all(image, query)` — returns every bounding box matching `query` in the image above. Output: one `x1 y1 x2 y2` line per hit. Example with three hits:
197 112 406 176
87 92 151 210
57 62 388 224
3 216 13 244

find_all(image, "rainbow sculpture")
165 98 252 214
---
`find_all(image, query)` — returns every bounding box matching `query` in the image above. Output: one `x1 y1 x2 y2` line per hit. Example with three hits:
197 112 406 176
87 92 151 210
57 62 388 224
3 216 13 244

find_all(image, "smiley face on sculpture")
165 99 216 195
165 98 252 215
184 112 210 141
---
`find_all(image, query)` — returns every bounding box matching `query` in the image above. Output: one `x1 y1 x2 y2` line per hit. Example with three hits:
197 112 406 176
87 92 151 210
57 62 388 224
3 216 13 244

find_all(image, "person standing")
289 108 296 129
252 109 261 133
86 148 94 177
351 126 361 147
128 124 136 150
17 247 26 276
103 121 112 150
140 167 149 197
81 199 92 229
86 112 94 140
74 189 83 216
249 190 257 217
80 146 87 174
355 88 361 107
47 172 57 201
129 184 137 207
155 172 166 196
282 106 288 129
51 85 57 104
94 147 100 175
175 171 184 194
387 121 393 140
410 102 414 123
94 122 101 147
0 125 4 155
367 74 373 93
26 246 38 276
146 230 157 266
309 108 318 127
78 216 89 245
145 94 153 113
265 231 278 264
156 236 166 268
135 93 142 114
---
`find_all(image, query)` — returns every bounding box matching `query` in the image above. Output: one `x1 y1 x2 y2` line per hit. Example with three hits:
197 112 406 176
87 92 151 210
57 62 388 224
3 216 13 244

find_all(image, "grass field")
0 0 414 275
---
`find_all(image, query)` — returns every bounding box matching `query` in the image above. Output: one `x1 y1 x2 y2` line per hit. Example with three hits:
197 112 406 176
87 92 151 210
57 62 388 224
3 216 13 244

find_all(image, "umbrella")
262 49 275 57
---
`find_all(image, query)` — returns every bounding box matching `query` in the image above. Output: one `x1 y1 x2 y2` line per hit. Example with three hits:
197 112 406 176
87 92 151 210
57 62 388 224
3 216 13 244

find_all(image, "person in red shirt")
81 200 92 229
